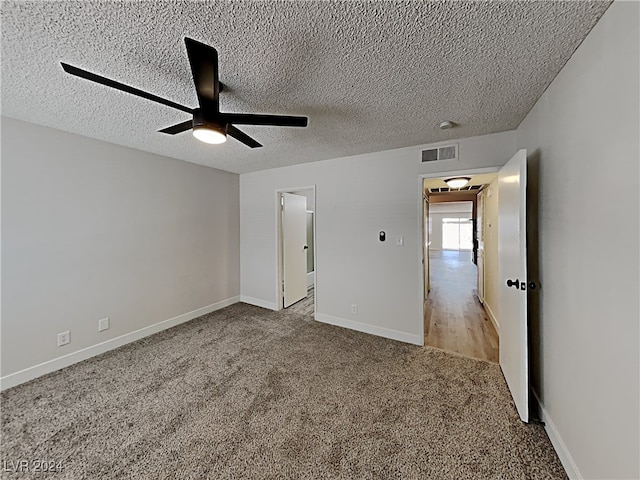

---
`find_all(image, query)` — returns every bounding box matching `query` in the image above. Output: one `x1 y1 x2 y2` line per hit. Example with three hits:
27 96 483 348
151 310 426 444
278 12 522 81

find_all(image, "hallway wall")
480 180 499 330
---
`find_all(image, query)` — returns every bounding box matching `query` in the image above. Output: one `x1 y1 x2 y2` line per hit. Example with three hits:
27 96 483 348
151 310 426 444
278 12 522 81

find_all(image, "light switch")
395 236 404 246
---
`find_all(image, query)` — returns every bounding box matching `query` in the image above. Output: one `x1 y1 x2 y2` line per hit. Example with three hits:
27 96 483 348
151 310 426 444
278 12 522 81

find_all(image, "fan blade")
184 37 219 112
221 113 308 127
60 63 193 114
158 119 193 134
227 125 262 148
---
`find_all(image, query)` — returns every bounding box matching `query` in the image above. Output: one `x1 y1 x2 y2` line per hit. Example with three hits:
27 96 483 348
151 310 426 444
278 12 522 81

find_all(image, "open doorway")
421 153 532 421
422 173 499 362
277 187 316 317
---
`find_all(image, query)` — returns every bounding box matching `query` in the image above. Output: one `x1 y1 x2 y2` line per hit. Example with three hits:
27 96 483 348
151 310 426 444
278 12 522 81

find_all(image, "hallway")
424 250 499 362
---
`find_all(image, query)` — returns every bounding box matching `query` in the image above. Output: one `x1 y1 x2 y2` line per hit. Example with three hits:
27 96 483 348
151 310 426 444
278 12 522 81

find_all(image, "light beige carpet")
1 303 566 479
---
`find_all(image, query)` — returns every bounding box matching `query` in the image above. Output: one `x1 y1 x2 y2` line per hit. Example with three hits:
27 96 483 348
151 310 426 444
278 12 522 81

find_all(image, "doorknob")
303 245 308 250
506 279 520 289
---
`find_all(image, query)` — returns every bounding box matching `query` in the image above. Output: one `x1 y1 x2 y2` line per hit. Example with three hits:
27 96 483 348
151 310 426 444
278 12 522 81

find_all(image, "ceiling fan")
61 37 308 148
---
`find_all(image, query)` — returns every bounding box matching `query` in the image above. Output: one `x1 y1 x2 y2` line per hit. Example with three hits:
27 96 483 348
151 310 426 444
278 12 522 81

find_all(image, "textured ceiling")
1 1 611 174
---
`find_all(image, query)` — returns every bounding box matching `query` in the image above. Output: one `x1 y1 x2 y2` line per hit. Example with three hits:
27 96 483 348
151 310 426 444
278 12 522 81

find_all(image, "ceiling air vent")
421 143 458 163
427 184 486 194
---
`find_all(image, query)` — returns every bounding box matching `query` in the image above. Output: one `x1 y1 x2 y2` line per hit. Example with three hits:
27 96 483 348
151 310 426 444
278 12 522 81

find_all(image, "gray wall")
1 117 240 382
516 2 639 478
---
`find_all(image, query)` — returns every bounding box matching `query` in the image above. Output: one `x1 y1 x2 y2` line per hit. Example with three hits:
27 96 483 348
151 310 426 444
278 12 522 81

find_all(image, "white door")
498 149 529 422
282 193 308 308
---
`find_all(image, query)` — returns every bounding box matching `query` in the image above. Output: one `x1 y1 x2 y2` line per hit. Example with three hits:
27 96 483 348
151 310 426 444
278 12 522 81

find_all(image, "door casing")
419 167 501 343
276 186 317 313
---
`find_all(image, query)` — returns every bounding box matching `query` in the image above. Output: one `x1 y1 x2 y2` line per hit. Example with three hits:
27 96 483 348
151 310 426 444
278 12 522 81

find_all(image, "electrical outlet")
57 331 70 347
98 317 110 332
351 304 358 314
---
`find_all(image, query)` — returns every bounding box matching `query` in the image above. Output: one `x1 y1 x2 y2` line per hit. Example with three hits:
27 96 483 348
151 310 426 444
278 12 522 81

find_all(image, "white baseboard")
315 313 423 346
0 296 240 391
306 271 315 288
533 391 582 479
240 295 277 311
484 301 500 335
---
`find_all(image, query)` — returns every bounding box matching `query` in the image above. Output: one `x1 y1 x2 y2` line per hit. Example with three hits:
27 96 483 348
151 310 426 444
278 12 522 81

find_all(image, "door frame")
276 185 317 313
418 167 500 343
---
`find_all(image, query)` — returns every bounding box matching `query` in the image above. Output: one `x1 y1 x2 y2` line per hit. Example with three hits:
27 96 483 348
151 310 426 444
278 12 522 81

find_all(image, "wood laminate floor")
424 250 499 363
286 286 314 317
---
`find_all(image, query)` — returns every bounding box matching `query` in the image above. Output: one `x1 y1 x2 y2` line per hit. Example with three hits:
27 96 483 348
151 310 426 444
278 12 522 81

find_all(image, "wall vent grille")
428 184 484 194
421 143 458 163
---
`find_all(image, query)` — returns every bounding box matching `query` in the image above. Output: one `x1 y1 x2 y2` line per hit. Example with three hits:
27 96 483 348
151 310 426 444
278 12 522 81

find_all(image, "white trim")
418 167 502 356
275 185 317 194
420 166 501 180
240 296 278 311
484 301 500 335
306 271 315 287
418 175 426 346
0 296 239 391
533 391 583 479
276 186 317 311
315 313 423 346
276 191 284 310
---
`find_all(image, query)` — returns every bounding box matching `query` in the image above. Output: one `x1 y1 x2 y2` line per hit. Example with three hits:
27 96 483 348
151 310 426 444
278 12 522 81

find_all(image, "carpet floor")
1 303 566 479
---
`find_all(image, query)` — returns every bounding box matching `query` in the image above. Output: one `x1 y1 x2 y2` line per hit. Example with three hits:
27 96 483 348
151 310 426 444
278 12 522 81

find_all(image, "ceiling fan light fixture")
193 125 227 144
61 38 307 149
444 177 471 189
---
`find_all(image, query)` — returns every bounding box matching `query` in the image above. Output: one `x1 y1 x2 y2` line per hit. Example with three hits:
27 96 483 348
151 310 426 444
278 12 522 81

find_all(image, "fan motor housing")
192 109 227 134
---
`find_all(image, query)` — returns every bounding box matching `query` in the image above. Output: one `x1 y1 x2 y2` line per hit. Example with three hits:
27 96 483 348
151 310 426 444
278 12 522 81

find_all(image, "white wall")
1 117 240 387
240 131 516 343
516 2 639 478
428 202 473 251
